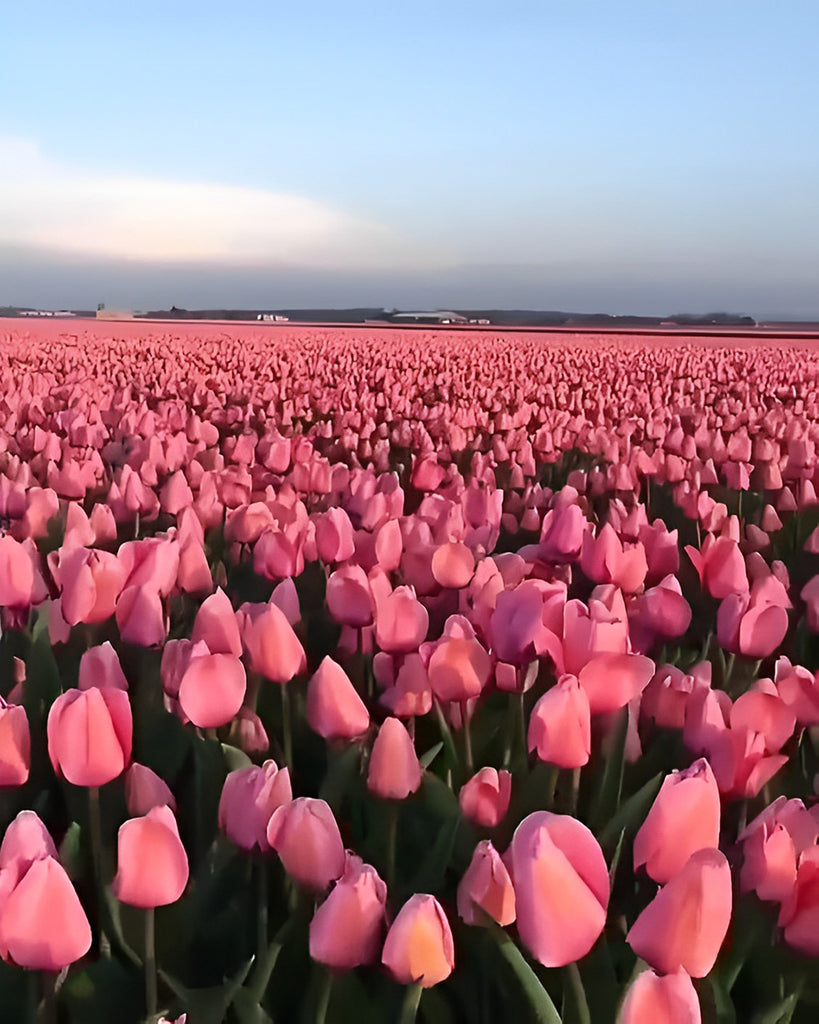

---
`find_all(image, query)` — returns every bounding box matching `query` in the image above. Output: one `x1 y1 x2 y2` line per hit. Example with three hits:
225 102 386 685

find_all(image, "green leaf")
420 741 444 770
231 986 275 1024
221 743 252 772
409 814 459 894
597 772 663 848
589 707 628 830
483 918 562 1024
561 962 590 1024
752 986 803 1024
159 956 255 1024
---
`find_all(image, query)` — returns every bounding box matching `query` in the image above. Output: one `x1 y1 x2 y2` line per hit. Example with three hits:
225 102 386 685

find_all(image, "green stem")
517 692 527 770
88 786 110 957
398 981 424 1024
38 971 56 1024
281 684 293 771
256 857 269 962
502 690 517 769
462 702 474 775
568 767 581 816
28 971 38 1024
724 652 736 690
544 764 559 811
248 917 291 1004
315 968 334 1024
564 961 590 1024
145 907 157 1019
387 801 399 891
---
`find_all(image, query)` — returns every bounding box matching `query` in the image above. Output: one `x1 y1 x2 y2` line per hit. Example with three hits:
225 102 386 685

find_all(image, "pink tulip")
627 849 732 977
619 969 701 1024
0 702 30 787
633 759 721 883
325 564 374 628
191 587 243 656
54 546 126 625
779 847 819 955
78 641 129 691
0 811 57 873
367 717 422 800
457 840 516 926
116 584 167 646
219 761 292 852
374 586 429 653
266 797 345 891
458 767 512 828
0 856 92 970
242 602 306 683
113 805 189 907
431 541 475 588
382 893 454 988
427 635 492 704
48 686 132 786
306 656 370 741
125 763 177 817
528 675 591 769
505 811 609 967
309 854 387 969
177 652 246 728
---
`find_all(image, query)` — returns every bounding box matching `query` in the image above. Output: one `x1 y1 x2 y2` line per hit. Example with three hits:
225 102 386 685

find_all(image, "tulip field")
4 318 819 1024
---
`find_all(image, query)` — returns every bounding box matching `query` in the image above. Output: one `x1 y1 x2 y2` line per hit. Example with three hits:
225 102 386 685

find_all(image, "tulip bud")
619 969 701 1024
306 656 370 741
633 758 721 884
113 805 189 908
266 797 345 891
528 675 591 769
457 840 516 926
627 849 732 977
367 718 421 800
382 893 454 988
47 686 132 787
309 854 387 969
219 761 292 853
0 857 92 970
0 701 30 787
505 811 609 967
458 767 511 829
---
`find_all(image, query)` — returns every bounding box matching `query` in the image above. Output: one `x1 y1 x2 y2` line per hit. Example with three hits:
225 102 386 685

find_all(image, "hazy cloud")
0 138 441 269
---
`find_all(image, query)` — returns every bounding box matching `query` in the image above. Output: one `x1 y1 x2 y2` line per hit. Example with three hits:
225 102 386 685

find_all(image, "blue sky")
3 1 818 315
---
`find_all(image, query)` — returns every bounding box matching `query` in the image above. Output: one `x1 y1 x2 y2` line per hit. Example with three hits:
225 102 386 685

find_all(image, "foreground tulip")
113 805 189 907
528 675 591 769
47 685 132 786
243 603 307 683
309 854 387 969
633 758 721 884
177 651 247 728
619 969 701 1024
457 840 516 926
266 797 345 891
125 763 177 817
779 847 819 956
0 701 30 787
367 718 422 800
627 849 732 977
505 811 609 967
218 761 292 852
459 767 512 828
306 656 370 741
382 893 454 988
0 811 57 873
0 856 92 969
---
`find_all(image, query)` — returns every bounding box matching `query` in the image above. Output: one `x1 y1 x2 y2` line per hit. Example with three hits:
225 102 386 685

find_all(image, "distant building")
257 314 290 322
96 309 135 320
390 310 469 324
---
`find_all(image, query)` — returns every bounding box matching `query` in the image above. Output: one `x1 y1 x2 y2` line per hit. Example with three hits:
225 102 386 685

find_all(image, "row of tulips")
0 320 819 1023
